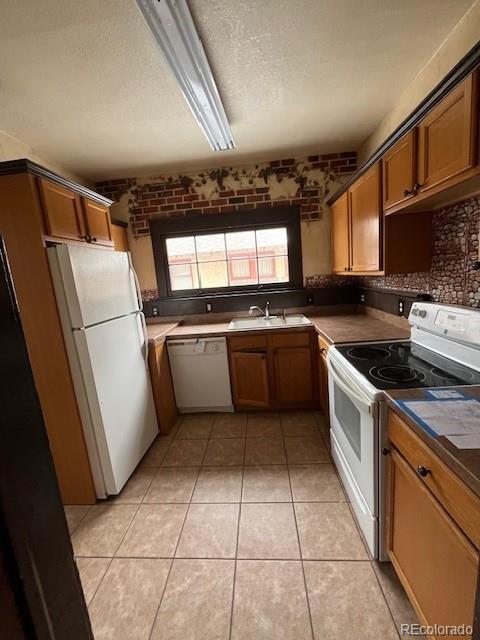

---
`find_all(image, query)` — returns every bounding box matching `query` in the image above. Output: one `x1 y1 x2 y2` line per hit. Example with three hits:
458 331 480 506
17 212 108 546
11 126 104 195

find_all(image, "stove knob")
419 310 427 318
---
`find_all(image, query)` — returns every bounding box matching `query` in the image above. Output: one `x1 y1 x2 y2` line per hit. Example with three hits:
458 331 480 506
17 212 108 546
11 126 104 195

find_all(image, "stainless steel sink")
227 314 312 331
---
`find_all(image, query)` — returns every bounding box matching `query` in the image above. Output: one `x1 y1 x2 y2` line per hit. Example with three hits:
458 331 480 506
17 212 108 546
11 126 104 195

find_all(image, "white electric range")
327 302 480 560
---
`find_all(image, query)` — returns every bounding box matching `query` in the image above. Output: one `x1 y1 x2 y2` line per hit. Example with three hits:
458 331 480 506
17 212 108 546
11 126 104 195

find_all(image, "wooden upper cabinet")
111 223 129 252
82 198 113 247
382 131 416 210
388 449 478 636
417 74 477 194
230 351 269 408
331 192 350 273
38 178 86 242
349 162 382 272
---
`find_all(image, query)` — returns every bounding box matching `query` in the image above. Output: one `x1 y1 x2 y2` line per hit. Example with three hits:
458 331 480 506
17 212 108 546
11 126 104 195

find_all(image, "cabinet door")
417 74 477 193
111 223 128 252
331 192 350 273
38 178 86 242
349 163 381 272
388 449 478 637
382 131 416 209
230 352 269 408
82 198 113 247
148 342 177 436
273 347 313 406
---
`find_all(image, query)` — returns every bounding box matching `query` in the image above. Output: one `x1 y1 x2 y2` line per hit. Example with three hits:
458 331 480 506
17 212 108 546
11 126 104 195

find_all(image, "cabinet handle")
417 465 431 477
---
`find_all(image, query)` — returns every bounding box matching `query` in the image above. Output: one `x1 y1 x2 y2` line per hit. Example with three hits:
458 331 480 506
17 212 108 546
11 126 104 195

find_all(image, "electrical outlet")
360 294 365 303
206 302 212 312
398 300 404 316
152 306 159 316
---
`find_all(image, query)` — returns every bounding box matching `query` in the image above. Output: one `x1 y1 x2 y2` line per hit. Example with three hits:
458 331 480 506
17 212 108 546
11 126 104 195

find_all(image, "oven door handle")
328 358 373 414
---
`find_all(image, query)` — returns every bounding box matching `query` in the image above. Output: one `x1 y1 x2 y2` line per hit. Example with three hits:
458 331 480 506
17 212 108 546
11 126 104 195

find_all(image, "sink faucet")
249 301 275 319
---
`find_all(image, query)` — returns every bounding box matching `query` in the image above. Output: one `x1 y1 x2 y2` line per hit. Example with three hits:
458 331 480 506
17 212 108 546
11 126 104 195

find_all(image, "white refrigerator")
48 244 158 498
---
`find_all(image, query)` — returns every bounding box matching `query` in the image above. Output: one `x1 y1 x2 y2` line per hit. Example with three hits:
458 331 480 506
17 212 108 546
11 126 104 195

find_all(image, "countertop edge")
385 394 480 500
156 314 410 344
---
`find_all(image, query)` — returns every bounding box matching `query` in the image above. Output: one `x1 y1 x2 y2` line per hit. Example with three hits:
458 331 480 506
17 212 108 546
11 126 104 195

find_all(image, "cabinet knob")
417 465 431 477
403 188 414 197
81 234 90 242
413 183 422 193
91 237 97 243
382 447 390 456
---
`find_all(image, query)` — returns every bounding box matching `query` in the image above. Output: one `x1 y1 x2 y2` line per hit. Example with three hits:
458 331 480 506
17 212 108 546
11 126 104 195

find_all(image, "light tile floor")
65 410 417 640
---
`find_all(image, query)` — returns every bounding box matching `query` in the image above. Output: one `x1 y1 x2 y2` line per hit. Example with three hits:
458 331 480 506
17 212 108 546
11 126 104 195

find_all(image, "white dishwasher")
167 337 234 413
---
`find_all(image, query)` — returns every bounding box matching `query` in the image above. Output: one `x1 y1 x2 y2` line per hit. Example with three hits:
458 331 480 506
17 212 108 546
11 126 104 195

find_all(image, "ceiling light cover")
136 0 235 151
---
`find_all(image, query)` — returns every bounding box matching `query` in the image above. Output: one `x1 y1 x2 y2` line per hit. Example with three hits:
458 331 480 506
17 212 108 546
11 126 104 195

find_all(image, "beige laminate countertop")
147 313 410 344
146 323 178 346
386 387 480 499
307 314 409 344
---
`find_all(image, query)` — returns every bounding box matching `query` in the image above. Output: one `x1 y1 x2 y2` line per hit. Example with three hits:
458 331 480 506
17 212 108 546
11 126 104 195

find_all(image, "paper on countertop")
401 399 480 437
427 389 465 399
446 434 480 449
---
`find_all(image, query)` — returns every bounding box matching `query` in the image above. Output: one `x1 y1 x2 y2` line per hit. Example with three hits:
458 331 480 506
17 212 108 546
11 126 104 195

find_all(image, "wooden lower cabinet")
148 341 177 435
273 347 313 406
230 351 270 408
387 411 479 639
229 329 316 410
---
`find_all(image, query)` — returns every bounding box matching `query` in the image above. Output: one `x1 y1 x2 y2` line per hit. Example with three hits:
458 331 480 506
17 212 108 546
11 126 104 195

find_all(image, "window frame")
150 206 303 298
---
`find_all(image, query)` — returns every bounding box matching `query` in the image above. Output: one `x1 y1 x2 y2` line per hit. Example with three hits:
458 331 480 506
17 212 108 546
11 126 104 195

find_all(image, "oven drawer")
388 409 480 548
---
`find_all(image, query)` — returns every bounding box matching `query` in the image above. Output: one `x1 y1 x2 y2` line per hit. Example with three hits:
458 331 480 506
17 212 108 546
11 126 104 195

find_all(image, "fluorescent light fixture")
135 0 236 151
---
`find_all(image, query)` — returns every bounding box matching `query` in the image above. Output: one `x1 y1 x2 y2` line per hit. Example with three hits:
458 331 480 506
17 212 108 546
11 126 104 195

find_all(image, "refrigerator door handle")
137 310 149 369
127 252 143 311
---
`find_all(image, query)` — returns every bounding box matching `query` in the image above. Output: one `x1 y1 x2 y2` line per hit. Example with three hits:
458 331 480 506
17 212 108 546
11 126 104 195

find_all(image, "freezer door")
73 313 158 495
49 244 139 328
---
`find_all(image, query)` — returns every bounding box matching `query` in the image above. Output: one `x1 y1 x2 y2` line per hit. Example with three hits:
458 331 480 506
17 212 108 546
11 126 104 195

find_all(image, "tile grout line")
228 428 246 640
85 501 142 613
281 413 315 640
369 558 403 640
147 415 212 640
74 422 183 612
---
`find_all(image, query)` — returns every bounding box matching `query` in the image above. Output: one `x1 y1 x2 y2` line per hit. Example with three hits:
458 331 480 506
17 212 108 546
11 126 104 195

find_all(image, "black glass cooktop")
336 341 480 390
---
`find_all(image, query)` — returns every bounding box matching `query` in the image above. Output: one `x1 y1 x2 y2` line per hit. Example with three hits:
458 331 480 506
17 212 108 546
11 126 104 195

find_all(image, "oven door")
327 354 378 516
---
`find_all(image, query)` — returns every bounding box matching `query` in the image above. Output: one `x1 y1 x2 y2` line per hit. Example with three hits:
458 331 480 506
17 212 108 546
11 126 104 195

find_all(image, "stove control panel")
409 302 480 345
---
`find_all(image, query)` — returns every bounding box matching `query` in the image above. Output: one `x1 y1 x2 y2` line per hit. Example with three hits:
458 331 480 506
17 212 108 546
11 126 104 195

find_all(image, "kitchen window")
150 207 302 297
166 228 289 291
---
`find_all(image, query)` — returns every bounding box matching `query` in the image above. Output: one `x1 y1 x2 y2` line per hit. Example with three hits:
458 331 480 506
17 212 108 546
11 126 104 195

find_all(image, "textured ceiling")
0 0 474 180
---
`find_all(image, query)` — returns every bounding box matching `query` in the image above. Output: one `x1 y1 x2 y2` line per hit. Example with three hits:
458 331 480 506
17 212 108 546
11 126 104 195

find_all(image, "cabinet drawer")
270 331 311 349
229 335 267 351
388 409 480 547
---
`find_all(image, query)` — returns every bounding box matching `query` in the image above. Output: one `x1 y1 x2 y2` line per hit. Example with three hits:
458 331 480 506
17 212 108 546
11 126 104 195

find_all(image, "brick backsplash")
96 153 356 237
362 195 480 308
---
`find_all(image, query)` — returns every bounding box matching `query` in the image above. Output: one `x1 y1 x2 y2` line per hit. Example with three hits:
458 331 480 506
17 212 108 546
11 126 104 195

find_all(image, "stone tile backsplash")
362 195 480 308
